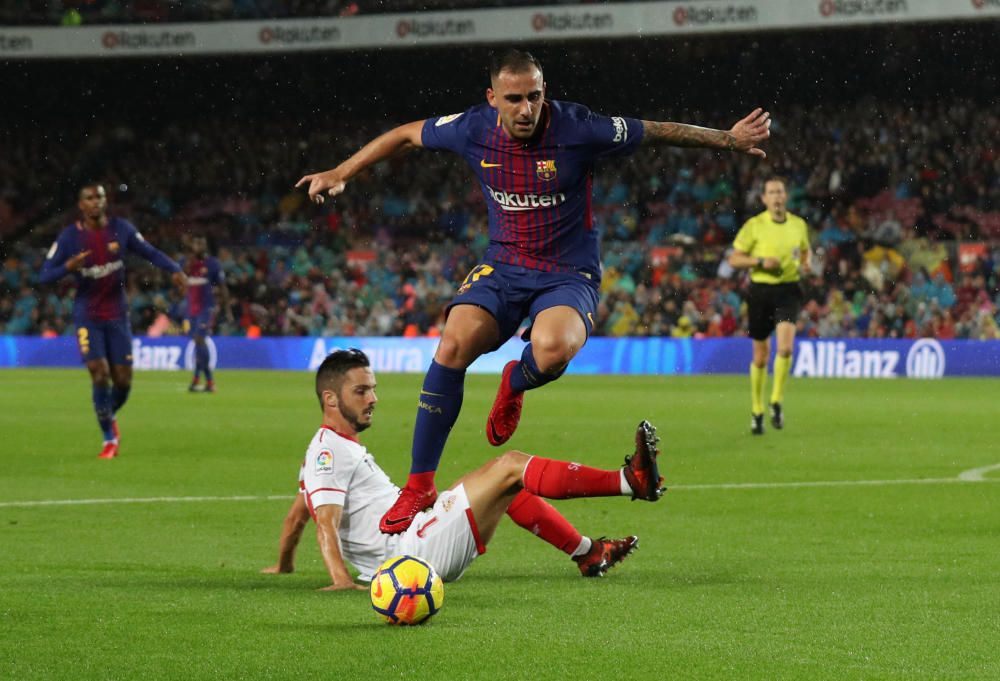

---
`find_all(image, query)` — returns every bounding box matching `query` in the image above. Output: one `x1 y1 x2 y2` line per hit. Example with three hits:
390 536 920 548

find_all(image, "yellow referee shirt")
733 210 810 284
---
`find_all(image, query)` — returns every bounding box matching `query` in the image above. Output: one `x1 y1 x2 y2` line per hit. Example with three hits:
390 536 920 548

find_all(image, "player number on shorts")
461 264 494 287
77 327 90 355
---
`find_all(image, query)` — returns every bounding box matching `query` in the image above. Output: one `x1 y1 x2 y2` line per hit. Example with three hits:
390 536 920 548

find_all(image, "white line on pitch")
0 494 293 508
1 464 998 508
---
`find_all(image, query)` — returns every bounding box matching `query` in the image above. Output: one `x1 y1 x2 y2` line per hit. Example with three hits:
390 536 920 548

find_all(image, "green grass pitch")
1 368 998 680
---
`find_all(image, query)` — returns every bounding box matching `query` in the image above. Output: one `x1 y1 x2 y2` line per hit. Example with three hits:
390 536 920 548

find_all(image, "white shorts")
395 484 486 583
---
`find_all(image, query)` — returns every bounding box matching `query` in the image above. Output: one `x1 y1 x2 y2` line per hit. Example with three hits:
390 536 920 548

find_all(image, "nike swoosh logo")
373 580 383 599
480 160 502 168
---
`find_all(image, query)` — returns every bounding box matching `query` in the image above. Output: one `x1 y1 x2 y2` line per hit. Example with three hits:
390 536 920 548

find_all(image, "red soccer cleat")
379 485 438 534
623 420 665 501
486 360 524 446
205 380 215 394
573 536 639 577
98 441 119 460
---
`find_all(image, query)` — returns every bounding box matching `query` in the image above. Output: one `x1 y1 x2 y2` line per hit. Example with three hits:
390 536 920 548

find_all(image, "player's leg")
106 320 133 444
455 422 663 575
487 274 597 446
79 322 117 457
747 284 774 435
381 302 502 533
769 285 802 429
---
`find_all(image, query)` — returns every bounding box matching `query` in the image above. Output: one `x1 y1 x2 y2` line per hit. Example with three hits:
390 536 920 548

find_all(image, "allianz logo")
792 339 945 379
131 338 217 371
80 260 124 279
486 186 566 212
308 339 424 372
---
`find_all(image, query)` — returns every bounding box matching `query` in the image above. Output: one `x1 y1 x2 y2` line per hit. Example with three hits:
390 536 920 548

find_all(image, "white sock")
571 536 593 558
620 470 632 495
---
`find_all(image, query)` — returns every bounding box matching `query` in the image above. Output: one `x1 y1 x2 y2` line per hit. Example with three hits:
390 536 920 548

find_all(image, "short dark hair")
762 176 787 190
489 48 542 81
78 182 104 198
315 349 370 409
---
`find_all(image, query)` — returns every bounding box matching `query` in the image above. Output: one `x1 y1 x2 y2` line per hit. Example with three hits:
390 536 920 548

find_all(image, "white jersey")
300 426 400 580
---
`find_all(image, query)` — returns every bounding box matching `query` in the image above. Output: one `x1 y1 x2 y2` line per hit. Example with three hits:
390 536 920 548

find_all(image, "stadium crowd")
3 95 999 342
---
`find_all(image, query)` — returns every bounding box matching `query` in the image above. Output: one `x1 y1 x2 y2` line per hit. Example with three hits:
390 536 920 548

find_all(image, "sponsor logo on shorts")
418 399 443 414
416 516 439 538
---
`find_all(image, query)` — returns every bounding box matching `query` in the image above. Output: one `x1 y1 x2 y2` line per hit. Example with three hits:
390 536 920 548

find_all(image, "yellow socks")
750 363 766 415
771 354 791 405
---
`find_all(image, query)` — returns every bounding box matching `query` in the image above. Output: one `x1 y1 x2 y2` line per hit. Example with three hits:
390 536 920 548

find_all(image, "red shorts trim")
465 507 487 555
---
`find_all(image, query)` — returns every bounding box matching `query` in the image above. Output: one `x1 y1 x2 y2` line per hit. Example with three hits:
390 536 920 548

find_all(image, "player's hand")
728 108 771 158
65 250 91 271
261 564 293 574
760 257 782 271
318 581 367 592
171 271 189 292
295 169 348 205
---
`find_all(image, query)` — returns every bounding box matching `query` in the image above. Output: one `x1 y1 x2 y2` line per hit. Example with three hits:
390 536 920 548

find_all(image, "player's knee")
497 450 530 482
530 334 578 373
433 335 476 369
776 348 793 358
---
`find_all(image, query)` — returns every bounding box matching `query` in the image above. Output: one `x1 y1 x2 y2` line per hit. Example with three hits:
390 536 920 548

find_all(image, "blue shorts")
184 313 214 338
76 319 133 366
448 262 599 350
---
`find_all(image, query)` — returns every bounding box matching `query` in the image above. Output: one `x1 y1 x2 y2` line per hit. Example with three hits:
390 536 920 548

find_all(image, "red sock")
522 457 621 499
405 471 437 493
506 490 581 555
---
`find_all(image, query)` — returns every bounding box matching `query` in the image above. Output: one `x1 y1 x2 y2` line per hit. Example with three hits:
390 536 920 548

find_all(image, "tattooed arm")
642 108 771 157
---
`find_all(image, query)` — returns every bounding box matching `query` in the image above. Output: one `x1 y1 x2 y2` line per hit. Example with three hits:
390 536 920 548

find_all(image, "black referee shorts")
747 282 802 341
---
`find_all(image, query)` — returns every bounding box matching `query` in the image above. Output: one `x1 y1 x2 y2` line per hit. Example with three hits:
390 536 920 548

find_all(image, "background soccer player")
296 48 770 533
728 177 812 435
39 183 187 458
182 235 230 393
282 349 663 590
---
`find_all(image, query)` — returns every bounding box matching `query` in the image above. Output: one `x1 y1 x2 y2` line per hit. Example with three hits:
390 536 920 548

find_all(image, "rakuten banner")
2 1 998 59
3 336 999 378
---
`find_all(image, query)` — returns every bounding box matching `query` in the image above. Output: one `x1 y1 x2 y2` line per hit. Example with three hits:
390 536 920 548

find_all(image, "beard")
340 403 374 433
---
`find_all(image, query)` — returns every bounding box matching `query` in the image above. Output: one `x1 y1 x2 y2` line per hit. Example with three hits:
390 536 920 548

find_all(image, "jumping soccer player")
38 183 187 459
728 177 812 435
182 235 229 393
271 349 664 588
296 48 769 533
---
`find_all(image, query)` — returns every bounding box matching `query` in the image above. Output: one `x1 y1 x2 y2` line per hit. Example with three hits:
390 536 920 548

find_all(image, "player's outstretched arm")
261 494 311 574
641 108 771 158
295 119 426 205
314 504 366 591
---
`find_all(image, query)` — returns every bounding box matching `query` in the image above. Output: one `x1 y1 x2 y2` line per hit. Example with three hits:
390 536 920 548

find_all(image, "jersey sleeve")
37 230 73 285
732 220 756 254
301 442 354 510
421 109 473 154
209 258 224 285
574 108 645 158
123 221 181 273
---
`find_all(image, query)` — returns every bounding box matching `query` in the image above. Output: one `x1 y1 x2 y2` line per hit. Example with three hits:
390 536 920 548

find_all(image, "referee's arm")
729 250 781 273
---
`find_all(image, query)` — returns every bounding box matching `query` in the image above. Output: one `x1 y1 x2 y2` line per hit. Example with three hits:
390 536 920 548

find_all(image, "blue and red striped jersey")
182 256 223 318
39 217 180 324
421 100 643 279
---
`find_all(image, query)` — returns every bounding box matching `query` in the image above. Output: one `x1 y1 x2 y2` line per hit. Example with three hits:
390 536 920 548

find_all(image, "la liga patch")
315 450 333 474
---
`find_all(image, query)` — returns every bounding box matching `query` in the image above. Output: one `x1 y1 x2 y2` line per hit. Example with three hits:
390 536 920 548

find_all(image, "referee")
728 177 811 435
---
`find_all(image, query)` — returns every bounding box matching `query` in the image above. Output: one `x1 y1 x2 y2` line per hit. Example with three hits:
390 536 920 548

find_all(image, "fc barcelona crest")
108 241 120 254
535 159 557 181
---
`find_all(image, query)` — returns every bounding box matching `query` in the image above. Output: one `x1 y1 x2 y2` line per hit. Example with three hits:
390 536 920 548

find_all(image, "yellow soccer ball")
370 555 444 625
